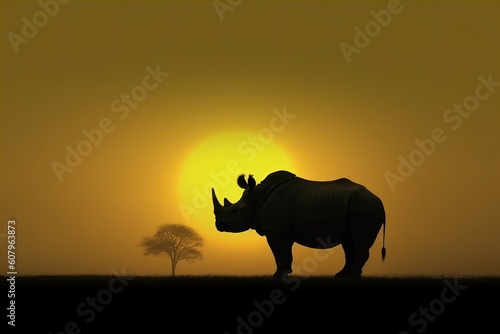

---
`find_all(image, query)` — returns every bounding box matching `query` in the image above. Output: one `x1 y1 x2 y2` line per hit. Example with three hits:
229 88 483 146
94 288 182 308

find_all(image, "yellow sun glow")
176 131 296 274
178 130 296 226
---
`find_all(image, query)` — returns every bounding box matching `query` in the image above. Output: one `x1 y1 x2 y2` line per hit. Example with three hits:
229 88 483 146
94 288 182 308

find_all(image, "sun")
177 130 296 234
175 131 296 275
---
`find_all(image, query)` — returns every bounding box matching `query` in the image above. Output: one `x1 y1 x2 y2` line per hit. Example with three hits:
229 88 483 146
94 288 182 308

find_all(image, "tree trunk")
171 259 176 276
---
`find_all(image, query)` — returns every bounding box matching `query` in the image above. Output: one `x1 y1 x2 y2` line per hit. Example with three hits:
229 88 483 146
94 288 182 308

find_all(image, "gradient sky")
1 0 499 277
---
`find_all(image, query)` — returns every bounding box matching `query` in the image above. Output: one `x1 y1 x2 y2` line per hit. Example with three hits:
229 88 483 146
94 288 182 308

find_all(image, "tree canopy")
140 223 204 276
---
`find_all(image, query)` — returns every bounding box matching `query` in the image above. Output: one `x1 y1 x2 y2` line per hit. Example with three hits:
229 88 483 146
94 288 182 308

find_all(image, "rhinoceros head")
211 174 257 233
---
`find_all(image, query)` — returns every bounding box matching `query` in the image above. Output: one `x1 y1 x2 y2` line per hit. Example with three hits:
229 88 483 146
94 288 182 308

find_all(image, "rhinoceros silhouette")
212 170 386 278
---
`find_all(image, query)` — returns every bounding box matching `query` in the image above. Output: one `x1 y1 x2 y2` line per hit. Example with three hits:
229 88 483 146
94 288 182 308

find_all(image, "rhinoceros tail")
381 219 387 262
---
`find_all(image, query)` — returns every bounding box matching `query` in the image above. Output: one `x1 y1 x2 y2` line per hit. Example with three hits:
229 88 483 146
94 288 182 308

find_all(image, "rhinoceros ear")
237 174 248 189
248 174 256 189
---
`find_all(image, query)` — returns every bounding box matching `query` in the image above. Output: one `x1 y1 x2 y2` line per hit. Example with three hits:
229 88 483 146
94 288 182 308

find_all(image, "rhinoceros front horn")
212 188 222 211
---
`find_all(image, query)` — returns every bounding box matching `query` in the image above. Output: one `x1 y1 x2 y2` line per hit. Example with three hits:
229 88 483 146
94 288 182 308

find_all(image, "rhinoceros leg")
335 220 376 278
265 232 293 278
345 247 370 278
335 236 356 277
341 220 382 277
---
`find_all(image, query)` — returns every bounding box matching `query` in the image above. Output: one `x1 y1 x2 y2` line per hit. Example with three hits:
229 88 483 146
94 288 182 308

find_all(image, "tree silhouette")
139 223 204 276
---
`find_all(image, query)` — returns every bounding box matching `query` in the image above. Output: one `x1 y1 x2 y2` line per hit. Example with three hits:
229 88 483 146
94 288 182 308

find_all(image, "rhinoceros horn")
224 198 232 207
212 188 222 211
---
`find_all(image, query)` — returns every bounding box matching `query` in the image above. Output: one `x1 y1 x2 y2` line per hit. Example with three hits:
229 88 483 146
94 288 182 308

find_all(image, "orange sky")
1 0 499 277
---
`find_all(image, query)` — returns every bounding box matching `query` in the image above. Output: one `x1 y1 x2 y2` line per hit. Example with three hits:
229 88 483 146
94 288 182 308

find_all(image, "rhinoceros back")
251 170 297 213
257 176 384 248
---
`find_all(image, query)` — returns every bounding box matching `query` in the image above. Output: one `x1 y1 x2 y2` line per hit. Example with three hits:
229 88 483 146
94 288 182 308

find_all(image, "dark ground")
4 275 500 333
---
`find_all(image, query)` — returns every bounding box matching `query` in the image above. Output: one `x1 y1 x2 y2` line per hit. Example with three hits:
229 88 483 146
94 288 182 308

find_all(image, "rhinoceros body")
212 170 386 278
